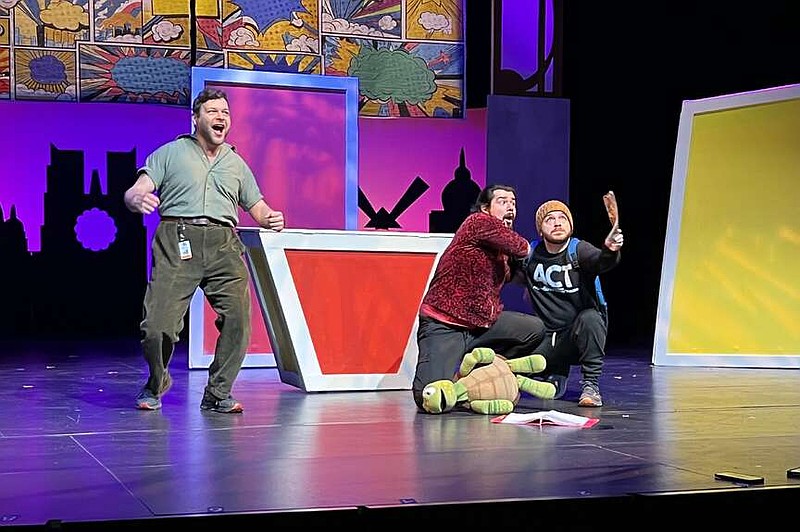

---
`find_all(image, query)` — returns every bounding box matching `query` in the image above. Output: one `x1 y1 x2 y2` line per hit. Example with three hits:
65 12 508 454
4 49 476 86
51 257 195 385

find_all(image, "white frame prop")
186 67 360 370
234 228 453 392
653 83 800 368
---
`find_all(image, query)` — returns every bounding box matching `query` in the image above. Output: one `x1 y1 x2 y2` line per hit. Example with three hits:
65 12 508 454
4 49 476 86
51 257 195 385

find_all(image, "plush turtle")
421 347 557 415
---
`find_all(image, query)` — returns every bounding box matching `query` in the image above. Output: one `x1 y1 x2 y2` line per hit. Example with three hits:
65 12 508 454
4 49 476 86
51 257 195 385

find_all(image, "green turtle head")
421 380 457 414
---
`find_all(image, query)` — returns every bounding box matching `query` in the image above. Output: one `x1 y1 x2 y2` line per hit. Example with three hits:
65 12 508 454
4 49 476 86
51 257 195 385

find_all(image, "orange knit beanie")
535 200 573 234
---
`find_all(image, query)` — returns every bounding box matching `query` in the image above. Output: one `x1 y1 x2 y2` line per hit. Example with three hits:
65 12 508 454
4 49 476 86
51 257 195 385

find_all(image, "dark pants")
412 311 545 410
140 221 251 400
535 308 606 398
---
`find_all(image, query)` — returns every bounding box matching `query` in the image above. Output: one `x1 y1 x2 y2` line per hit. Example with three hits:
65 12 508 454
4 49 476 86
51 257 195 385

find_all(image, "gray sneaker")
200 391 243 413
578 382 603 407
136 387 162 410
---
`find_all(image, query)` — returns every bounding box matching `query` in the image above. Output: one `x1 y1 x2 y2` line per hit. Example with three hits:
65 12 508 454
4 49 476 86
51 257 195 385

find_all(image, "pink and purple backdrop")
1 100 487 255
0 98 489 352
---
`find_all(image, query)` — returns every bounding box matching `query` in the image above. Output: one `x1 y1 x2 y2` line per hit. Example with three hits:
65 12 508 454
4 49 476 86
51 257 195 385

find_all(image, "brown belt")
160 216 229 227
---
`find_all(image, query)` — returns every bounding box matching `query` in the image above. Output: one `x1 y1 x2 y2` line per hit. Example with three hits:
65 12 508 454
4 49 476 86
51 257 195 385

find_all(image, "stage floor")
1 339 798 529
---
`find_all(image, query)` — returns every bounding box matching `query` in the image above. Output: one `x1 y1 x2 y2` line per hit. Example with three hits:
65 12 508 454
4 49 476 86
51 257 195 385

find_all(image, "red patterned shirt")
420 212 530 329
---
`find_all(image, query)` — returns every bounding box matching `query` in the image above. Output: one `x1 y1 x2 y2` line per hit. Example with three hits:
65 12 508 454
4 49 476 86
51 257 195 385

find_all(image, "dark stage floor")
1 339 798 530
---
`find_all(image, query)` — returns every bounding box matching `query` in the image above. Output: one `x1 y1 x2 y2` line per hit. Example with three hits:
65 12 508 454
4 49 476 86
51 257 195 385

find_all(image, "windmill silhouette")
359 176 430 229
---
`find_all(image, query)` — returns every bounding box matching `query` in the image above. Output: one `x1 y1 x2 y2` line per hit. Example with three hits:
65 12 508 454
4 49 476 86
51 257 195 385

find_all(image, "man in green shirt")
124 87 284 413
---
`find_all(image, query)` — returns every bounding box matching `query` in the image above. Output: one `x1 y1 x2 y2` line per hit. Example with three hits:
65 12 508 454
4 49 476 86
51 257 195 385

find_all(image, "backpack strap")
566 237 580 269
595 277 607 309
568 237 608 312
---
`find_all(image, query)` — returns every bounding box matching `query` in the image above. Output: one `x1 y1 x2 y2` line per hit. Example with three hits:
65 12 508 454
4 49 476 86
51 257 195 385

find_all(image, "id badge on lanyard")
178 222 192 260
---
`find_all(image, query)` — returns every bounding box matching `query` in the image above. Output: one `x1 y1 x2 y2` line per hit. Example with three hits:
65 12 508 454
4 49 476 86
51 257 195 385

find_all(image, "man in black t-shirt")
518 197 623 407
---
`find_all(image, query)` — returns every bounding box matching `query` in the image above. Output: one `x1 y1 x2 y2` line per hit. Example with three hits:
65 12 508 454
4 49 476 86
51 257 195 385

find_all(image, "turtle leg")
507 354 547 374
470 398 516 415
517 375 556 400
458 347 496 377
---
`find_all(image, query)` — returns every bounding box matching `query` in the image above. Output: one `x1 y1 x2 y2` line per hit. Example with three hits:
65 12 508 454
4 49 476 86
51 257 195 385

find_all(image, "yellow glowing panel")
654 84 800 368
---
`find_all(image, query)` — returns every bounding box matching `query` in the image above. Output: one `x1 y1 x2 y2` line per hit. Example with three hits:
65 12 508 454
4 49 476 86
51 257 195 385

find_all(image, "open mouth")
211 124 225 133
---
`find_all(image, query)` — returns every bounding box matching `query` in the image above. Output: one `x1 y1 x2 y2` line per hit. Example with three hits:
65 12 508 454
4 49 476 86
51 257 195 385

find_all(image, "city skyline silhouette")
1 143 485 340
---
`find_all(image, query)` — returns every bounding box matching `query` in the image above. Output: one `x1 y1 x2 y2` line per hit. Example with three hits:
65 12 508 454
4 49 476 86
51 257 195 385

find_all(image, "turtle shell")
458 356 520 404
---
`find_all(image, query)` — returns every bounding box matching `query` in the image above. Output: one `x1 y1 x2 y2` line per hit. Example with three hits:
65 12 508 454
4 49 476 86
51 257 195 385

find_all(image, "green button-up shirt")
137 134 263 227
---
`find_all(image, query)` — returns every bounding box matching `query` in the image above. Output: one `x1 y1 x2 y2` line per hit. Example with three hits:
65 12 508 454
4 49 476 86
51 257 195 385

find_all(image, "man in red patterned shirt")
412 185 556 411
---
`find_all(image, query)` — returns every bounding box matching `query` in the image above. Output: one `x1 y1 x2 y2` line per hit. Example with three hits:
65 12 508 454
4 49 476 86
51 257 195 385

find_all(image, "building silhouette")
0 145 148 340
429 147 481 233
0 205 35 336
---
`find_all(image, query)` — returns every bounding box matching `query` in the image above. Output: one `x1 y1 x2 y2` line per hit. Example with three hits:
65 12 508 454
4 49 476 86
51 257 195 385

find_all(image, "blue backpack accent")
529 237 608 316
566 237 608 314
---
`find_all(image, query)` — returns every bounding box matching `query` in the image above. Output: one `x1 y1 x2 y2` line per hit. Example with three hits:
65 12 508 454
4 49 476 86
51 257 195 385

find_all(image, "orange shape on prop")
286 250 436 374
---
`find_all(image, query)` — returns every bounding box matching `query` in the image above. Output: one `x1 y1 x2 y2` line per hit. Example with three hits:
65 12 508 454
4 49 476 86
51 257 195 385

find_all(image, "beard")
543 232 569 246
